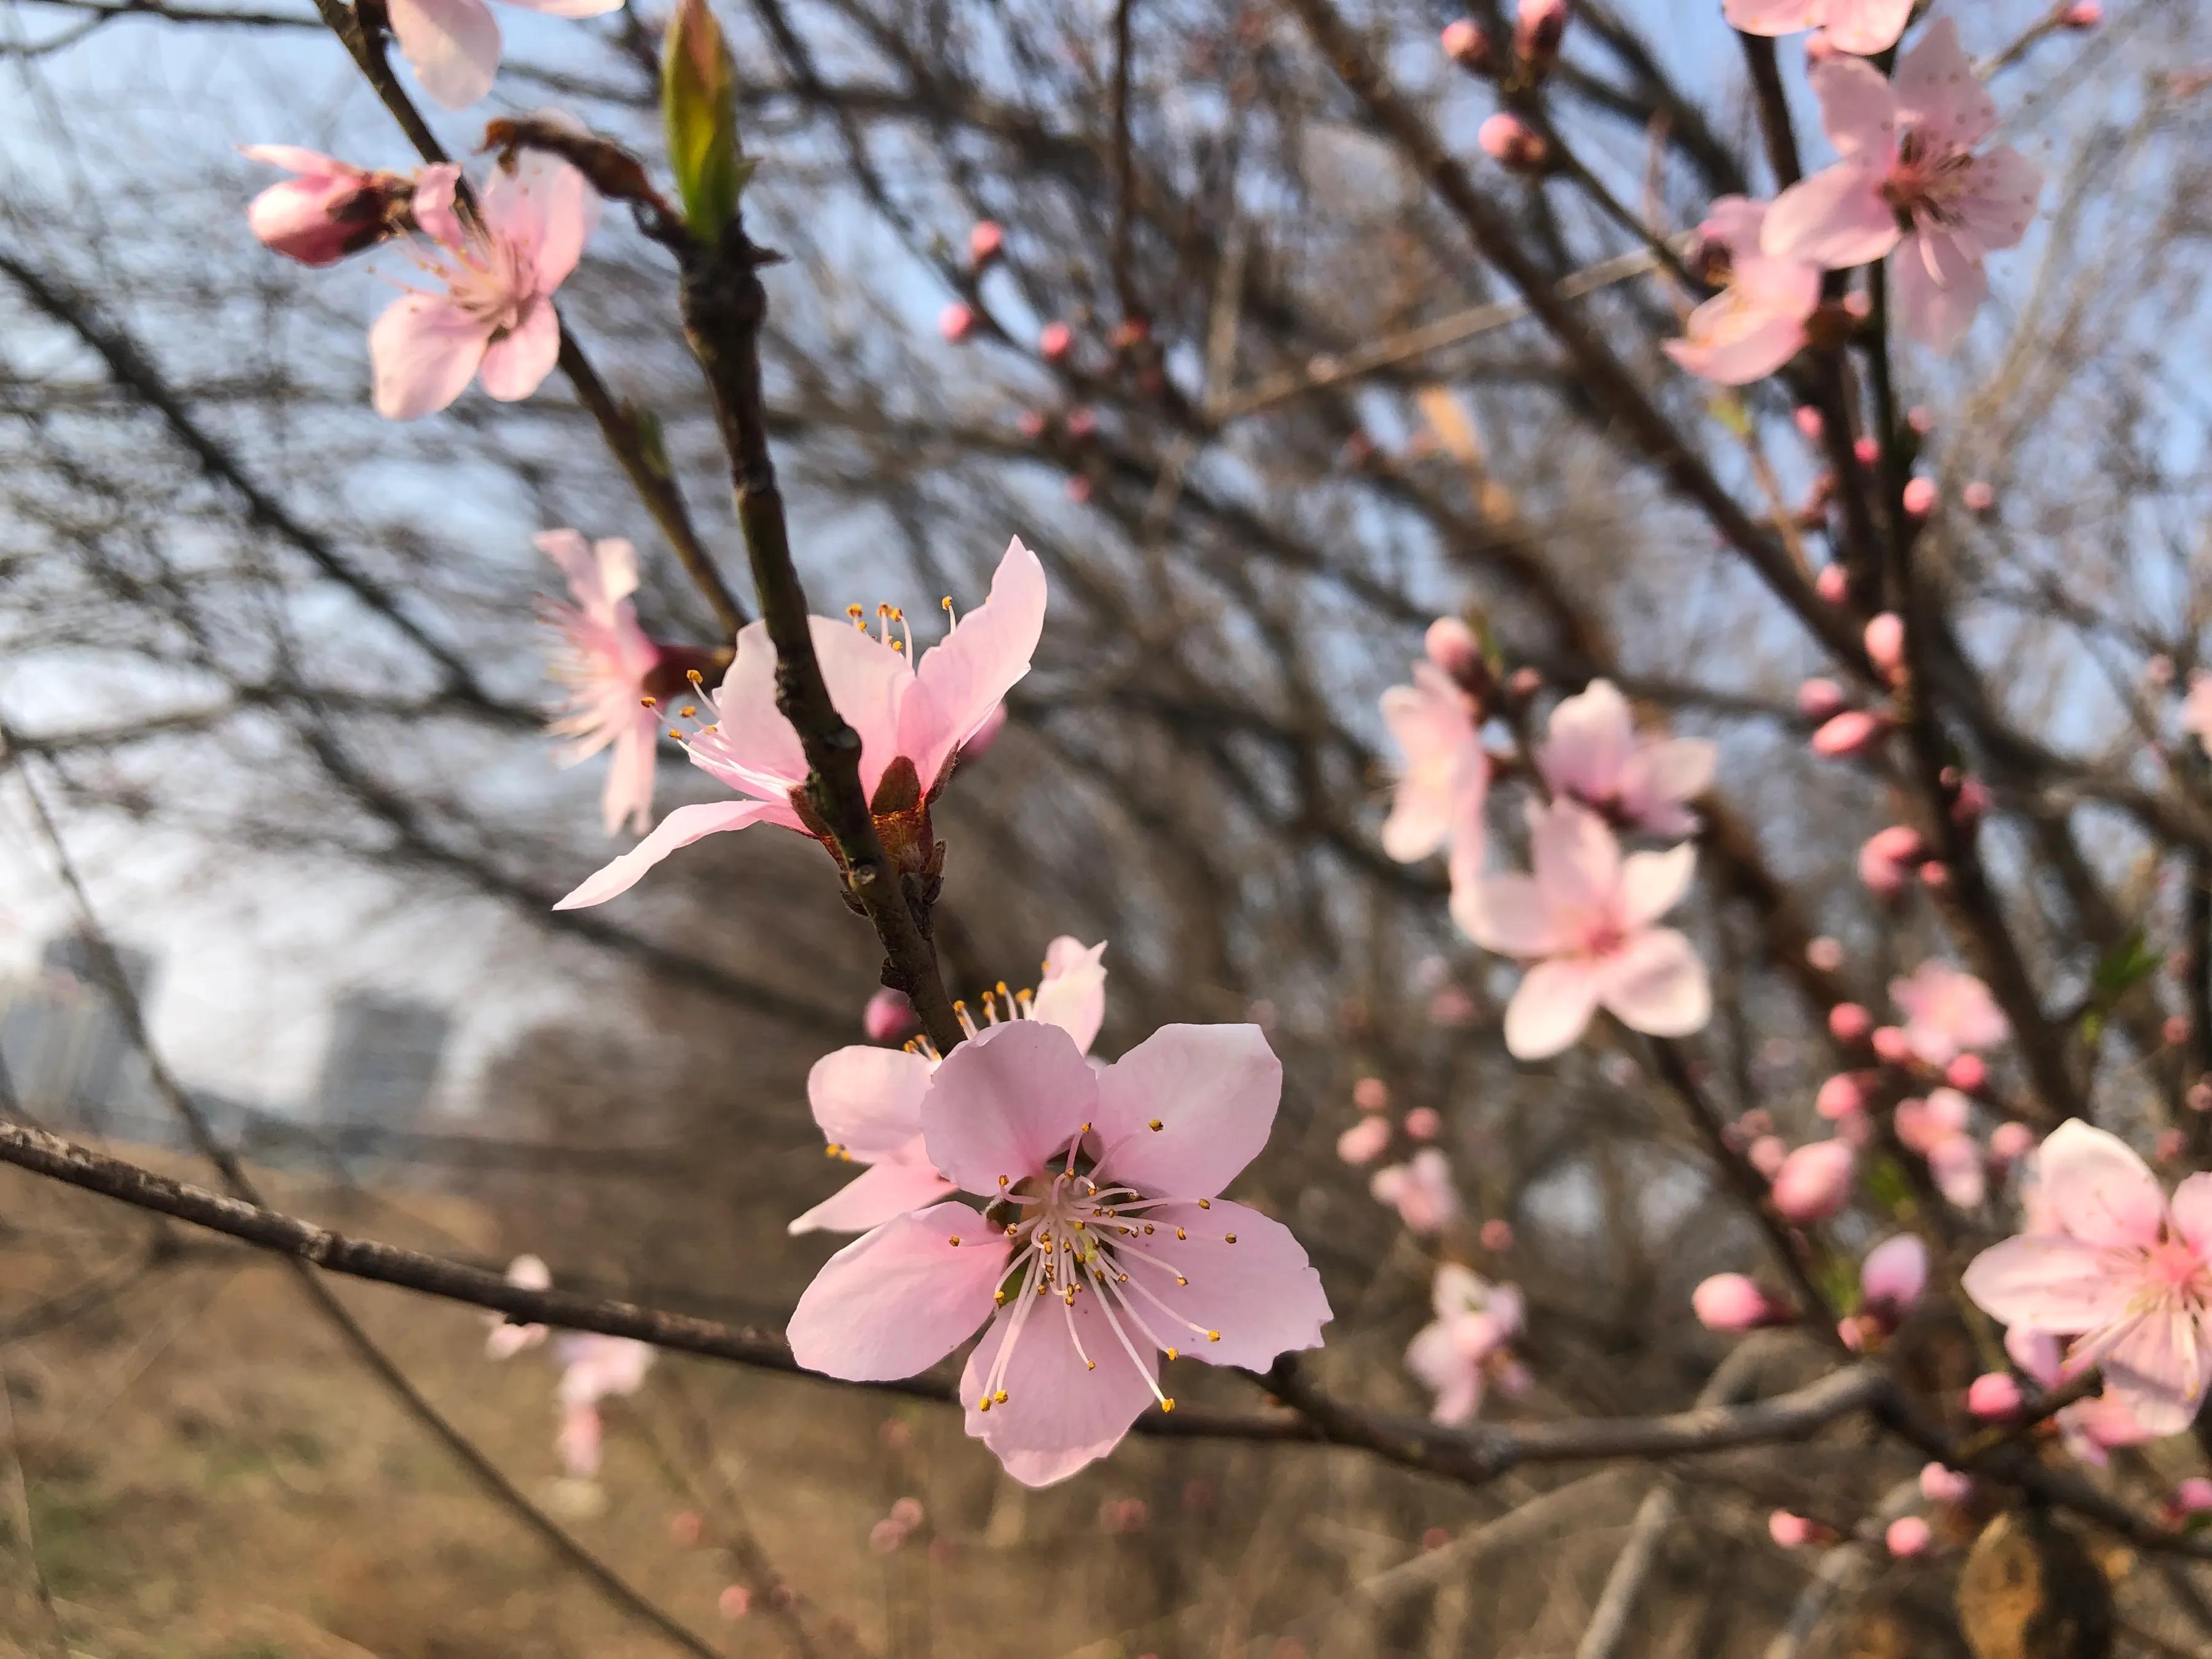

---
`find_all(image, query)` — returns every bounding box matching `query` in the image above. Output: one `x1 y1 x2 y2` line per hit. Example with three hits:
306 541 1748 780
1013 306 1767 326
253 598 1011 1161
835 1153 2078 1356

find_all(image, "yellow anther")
1207 1330 1220 1343
1166 1346 1179 1360
1225 1234 1237 1244
1175 1275 1188 1285
942 596 954 612
1080 1123 1092 1134
825 1143 844 1158
948 1236 961 1246
686 668 704 684
994 1390 1007 1403
1086 1360 1096 1371
994 1290 1008 1305
1143 1224 1155 1235
848 604 866 623
1197 1199 1211 1210
1148 1119 1163 1131
667 729 683 740
1175 1228 1187 1240
641 695 659 708
678 705 696 718
1072 1220 1086 1231
1161 1398 1176 1413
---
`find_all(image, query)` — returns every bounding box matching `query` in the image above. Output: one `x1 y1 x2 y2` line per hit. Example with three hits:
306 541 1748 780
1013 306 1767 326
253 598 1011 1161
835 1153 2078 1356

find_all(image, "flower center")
1881 128 1977 231
2145 1233 2210 1300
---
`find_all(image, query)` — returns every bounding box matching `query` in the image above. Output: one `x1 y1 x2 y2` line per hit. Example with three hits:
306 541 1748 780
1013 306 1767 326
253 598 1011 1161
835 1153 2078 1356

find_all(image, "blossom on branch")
1380 659 1489 885
1406 1265 1528 1424
1762 21 2042 352
555 538 1047 909
1537 678 1716 836
243 147 412 267
1452 801 1710 1059
538 530 662 836
385 0 625 112
788 937 1109 1235
1722 0 1910 57
786 1019 1330 1486
370 153 600 420
1890 959 2009 1067
1663 198 1822 386
1370 1148 1460 1234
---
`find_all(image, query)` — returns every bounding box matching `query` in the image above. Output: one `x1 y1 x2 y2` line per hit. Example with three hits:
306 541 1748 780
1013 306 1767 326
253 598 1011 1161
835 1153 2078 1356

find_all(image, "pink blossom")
1761 22 2043 353
1965 1371 2023 1419
1963 479 1996 516
1861 1233 1928 1314
243 146 407 266
1039 321 1073 360
2061 1 2101 26
484 1253 553 1359
538 531 662 836
1947 1053 1988 1092
1885 1516 1931 1558
1864 612 1906 678
1425 616 1480 684
2005 1326 2154 1465
1452 800 1709 1059
1748 1135 1788 1178
1811 710 1889 757
1793 406 1825 441
1816 564 1849 604
1768 1510 1816 1548
1723 0 1907 55
1891 960 2009 1067
557 1331 656 1406
1798 678 1846 721
1403 1107 1443 1142
1901 477 1939 519
1513 0 1569 66
1829 1002 1873 1044
1537 680 1716 836
1871 1025 1913 1064
718 1586 753 1620
557 1401 603 1478
670 1510 705 1545
1371 1148 1461 1235
1336 1116 1392 1166
1405 1265 1526 1424
1964 1120 2212 1435
1478 113 1549 173
939 302 979 343
2172 1477 2212 1516
370 153 599 420
1990 1121 2035 1163
865 987 919 1044
1480 1218 1515 1252
557 539 1046 908
1771 1140 1855 1223
1664 198 1822 385
1858 824 1926 896
1353 1077 1392 1113
789 937 1108 1235
1920 1462 1972 1504
1694 1273 1781 1332
1380 662 1490 884
1816 1073 1867 1120
1441 18 1497 73
785 1019 1331 1486
1806 936 1845 973
969 221 1005 264
385 0 622 111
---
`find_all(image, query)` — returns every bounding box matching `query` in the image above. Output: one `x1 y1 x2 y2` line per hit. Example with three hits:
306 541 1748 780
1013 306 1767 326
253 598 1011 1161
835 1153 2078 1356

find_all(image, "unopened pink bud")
1990 1121 2035 1161
865 987 919 1043
1508 666 1541 698
1513 0 1570 67
968 220 1005 263
1771 1140 1856 1223
2061 0 2100 26
2166 1015 2192 1048
718 1586 752 1620
1440 18 1497 72
1798 677 1846 721
1039 321 1073 360
1864 612 1906 678
1950 776 1990 828
1768 1510 1816 1548
1921 1462 1973 1505
245 147 408 267
1694 1273 1777 1332
1966 1372 2023 1419
1853 436 1880 467
1963 479 1996 516
1885 1516 1932 1558
1065 475 1093 504
1919 861 1950 888
869 1518 908 1554
939 302 978 343
1353 1076 1390 1112
1812 710 1890 758
670 1510 705 1546
2190 1080 2212 1114
2173 1477 2212 1515
1902 477 1939 519
1829 1003 1874 1043
1426 616 1481 683
1336 1116 1392 1166
890 1497 924 1528
1816 564 1849 604
1793 406 1824 441
1816 1072 1867 1119
1944 1054 1988 1092
1806 936 1845 973
1748 1135 1788 1177
2159 1127 2187 1163
1478 113 1550 173
1906 405 1935 436
1872 1025 1913 1064
1404 1107 1443 1142
1016 409 1048 439
1859 825 1924 896
1480 1218 1515 1251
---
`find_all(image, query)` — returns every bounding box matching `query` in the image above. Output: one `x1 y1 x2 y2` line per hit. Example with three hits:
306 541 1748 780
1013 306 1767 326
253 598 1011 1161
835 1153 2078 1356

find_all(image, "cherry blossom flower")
371 153 600 420
2005 1326 2154 1466
484 1253 552 1359
1663 198 1822 386
1695 1272 1783 1330
1963 1120 2212 1435
786 1019 1331 1487
1762 21 2042 351
1405 1266 1526 1424
537 530 662 836
1537 679 1717 836
1371 1148 1461 1234
1380 661 1489 885
546 1332 654 1479
1451 801 1710 1059
788 937 1109 1235
557 538 1046 909
1336 1116 1392 1166
385 0 624 112
1891 960 2009 1067
1722 0 1908 56
243 147 409 267
1896 1088 1986 1208
1771 1140 1854 1223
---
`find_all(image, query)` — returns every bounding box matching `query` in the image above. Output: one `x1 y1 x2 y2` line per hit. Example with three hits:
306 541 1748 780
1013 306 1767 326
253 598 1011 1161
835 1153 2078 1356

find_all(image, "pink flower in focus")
557 539 1046 908
243 146 409 266
789 938 1108 1234
1964 1120 2212 1435
371 153 600 419
1771 1140 1855 1223
1664 198 1822 385
539 530 662 836
1336 1116 1392 1166
785 1019 1332 1487
1891 960 2009 1067
1761 22 2043 352
1381 661 1490 884
1371 1148 1460 1235
1405 1265 1526 1424
1538 680 1717 836
384 0 623 111
485 1253 553 1359
1453 800 1707 1058
1723 0 1908 55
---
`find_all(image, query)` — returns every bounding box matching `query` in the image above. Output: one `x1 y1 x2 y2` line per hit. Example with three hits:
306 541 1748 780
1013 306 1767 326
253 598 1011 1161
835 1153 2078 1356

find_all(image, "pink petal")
1540 679 1636 803
921 1019 1097 1193
2169 1173 2212 1260
1599 927 1711 1037
1132 1200 1332 1368
410 163 466 251
1861 1234 1928 1309
1624 738 1718 815
1808 54 1900 157
1381 666 1482 862
1956 145 2042 254
2004 1324 2065 1387
499 0 622 15
905 537 1049 790
1961 1233 2137 1332
1720 0 1825 32
2037 1120 2167 1249
1893 19 1995 152
694 622 807 794
1503 956 1604 1059
810 614 917 799
1618 845 1695 930
786 1202 1005 1379
1528 800 1621 931
1451 871 1560 957
1821 0 1911 53
1406 1321 1484 1424
369 292 488 420
1696 195 1770 257
1665 300 1808 386
1091 1024 1282 1199
807 1046 935 1157
1891 232 1987 354
240 143 353 177
477 300 562 401
384 0 501 110
603 716 659 836
482 151 602 292
1762 163 1899 268
552 798 786 908
1028 936 1108 1054
786 1157 958 1236
2090 1311 2212 1437
538 528 602 612
959 1297 1157 1486
1930 1133 1987 1209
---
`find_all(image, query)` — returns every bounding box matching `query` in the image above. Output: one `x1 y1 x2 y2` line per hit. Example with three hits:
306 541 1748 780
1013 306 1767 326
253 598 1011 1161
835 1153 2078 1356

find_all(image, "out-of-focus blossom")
1771 1140 1855 1223
1372 1148 1460 1235
1406 1265 1526 1424
1901 478 1939 519
1798 678 1846 722
1811 710 1890 757
1817 1073 1868 1120
968 221 1005 264
1723 0 1908 55
2183 673 2212 758
1858 825 1926 897
383 0 622 109
1354 1077 1392 1113
1806 936 1845 973
1920 1462 1972 1504
1768 1510 1816 1548
1762 23 2043 352
1966 1371 2023 1419
1403 1107 1442 1142
1513 0 1569 68
1440 17 1497 72
1478 113 1550 173
1452 800 1709 1059
865 987 920 1044
1695 1273 1784 1332
2006 1326 2154 1466
485 1253 554 1359
1963 480 1997 516
1480 1218 1515 1252
718 1585 752 1620
1816 564 1849 604
1990 1121 2036 1164
1381 661 1490 884
1947 1054 1988 1092
559 539 1046 908
538 530 662 836
1664 198 1821 385
1829 1003 1874 1044
786 1020 1330 1487
1538 679 1716 836
1336 1116 1392 1166
1864 613 1906 680
1039 321 1073 360
1861 1234 1928 1316
1748 1135 1788 1178
244 146 411 265
1885 1516 1932 1557
939 302 978 342
1892 961 2009 1067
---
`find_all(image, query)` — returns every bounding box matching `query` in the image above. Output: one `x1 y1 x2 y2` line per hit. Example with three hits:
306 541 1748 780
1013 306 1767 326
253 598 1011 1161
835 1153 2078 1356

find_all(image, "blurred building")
0 930 158 1129
313 992 450 1129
